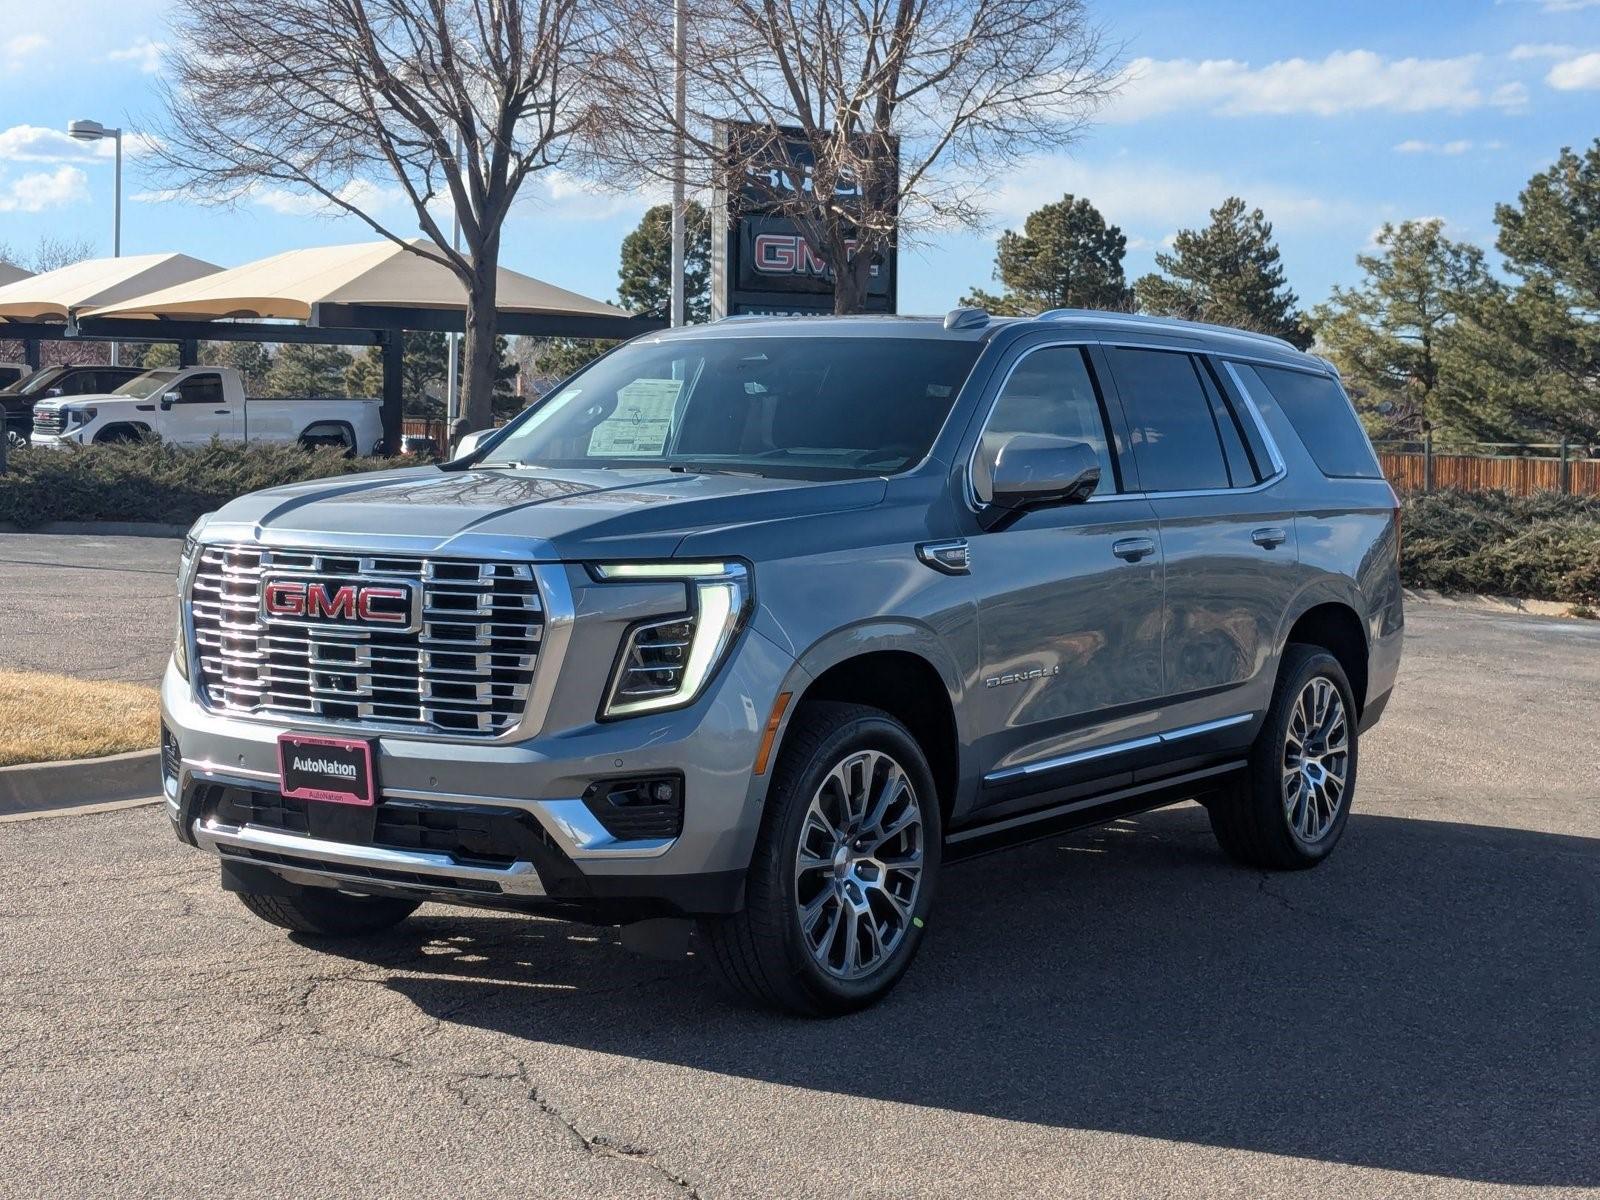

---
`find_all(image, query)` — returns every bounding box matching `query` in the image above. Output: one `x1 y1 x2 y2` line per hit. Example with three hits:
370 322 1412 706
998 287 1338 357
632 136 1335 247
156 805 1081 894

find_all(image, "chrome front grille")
190 544 543 737
32 408 67 436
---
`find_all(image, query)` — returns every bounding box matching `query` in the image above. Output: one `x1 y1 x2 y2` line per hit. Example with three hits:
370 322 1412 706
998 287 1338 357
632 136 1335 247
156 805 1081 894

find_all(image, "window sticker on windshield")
588 378 682 457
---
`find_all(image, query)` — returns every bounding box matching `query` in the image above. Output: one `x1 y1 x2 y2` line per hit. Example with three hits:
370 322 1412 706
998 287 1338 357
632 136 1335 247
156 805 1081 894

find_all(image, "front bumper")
162 621 801 916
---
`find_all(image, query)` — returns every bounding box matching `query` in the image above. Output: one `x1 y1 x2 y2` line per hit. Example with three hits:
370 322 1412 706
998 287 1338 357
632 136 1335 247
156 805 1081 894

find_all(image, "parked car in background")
0 361 26 389
1 363 146 448
162 309 1403 1015
29 366 385 455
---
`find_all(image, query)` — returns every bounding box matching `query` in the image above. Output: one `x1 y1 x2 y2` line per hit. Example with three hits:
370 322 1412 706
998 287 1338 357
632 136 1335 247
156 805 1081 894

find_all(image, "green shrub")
0 441 413 529
1401 489 1600 604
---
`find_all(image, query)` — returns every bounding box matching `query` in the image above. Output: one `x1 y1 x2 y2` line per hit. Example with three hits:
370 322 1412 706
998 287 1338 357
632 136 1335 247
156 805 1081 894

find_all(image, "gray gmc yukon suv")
162 308 1403 1014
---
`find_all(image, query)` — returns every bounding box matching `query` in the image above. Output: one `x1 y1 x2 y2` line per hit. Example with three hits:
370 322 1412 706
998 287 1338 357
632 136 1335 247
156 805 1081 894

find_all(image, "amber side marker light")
754 692 793 775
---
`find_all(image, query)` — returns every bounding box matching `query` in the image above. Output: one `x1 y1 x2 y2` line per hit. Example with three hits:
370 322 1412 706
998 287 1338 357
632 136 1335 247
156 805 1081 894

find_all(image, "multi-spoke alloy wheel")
794 749 925 980
699 701 939 1015
1282 676 1349 844
1206 646 1359 871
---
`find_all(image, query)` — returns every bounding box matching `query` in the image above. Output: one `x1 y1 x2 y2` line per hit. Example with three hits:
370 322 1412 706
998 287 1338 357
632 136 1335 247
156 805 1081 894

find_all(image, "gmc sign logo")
261 579 419 632
750 233 879 279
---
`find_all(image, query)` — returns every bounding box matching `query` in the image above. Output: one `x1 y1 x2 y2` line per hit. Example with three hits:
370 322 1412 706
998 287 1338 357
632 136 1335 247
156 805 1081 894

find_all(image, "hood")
27 392 122 412
204 464 888 560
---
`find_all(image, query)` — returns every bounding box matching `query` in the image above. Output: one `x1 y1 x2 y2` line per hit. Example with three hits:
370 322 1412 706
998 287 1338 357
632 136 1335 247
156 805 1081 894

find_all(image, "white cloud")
1510 43 1578 60
0 166 90 213
1547 52 1600 89
1490 81 1531 110
2 33 47 70
0 124 161 165
107 36 167 74
1108 51 1498 122
1393 139 1489 155
988 156 1355 239
252 178 407 217
1500 0 1600 10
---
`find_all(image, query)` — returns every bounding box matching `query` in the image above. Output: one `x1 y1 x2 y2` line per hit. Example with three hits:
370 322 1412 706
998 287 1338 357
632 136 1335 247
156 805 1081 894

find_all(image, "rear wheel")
1208 645 1358 870
235 888 419 936
700 702 940 1015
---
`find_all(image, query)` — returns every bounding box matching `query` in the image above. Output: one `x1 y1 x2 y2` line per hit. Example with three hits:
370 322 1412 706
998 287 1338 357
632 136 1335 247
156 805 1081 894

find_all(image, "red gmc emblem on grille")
261 579 418 630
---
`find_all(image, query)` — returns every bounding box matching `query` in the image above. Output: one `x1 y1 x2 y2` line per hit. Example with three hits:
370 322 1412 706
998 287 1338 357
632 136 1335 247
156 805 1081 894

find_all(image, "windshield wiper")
665 462 763 478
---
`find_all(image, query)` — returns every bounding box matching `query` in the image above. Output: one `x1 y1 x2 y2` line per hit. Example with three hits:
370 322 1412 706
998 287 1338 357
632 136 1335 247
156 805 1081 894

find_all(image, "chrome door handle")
1251 527 1288 549
1111 537 1156 563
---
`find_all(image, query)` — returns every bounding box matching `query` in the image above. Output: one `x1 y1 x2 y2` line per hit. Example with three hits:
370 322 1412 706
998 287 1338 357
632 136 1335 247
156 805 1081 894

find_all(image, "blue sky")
2 0 1598 314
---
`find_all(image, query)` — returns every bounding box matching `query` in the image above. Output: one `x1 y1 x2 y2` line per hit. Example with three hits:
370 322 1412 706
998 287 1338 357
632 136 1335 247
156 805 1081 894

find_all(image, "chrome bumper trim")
192 817 547 896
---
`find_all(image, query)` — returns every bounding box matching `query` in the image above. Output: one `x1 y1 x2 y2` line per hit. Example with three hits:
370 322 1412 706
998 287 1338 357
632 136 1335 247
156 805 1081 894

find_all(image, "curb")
0 749 162 816
0 521 187 538
1402 587 1585 620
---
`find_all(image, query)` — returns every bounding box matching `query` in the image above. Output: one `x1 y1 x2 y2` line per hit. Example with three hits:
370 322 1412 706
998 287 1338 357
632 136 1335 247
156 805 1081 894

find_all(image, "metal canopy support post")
23 339 40 370
178 339 199 368
380 332 404 455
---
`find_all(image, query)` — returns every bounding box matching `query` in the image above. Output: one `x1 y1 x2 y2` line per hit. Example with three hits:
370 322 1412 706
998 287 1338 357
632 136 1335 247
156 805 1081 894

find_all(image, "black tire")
235 888 419 936
5 429 25 451
699 701 942 1016
1208 644 1359 870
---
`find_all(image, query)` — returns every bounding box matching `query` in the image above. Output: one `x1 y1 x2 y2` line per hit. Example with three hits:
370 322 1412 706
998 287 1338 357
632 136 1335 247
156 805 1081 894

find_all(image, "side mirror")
44 387 62 398
978 434 1102 531
452 428 489 459
160 390 180 410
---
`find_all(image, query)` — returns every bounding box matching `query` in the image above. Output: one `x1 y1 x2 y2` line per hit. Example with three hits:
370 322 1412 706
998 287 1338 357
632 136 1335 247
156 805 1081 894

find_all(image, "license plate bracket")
277 732 377 807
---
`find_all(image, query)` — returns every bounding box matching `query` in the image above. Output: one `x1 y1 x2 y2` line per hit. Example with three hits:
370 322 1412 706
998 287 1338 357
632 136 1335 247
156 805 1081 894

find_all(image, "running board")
945 761 1246 862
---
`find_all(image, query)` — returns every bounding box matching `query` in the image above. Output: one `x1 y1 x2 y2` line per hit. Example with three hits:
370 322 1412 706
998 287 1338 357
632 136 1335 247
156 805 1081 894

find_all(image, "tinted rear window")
1106 347 1231 491
1243 365 1382 479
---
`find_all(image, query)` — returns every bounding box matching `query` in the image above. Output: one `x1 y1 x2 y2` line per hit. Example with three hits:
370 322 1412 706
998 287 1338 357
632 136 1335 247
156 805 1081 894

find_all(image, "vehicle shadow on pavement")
316 805 1598 1187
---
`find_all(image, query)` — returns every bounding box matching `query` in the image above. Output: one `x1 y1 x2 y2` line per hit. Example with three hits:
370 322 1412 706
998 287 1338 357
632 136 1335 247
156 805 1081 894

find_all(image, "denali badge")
985 665 1062 688
261 578 419 632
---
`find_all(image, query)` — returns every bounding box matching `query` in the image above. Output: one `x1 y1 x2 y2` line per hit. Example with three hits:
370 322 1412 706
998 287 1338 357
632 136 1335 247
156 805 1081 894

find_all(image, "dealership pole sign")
710 122 899 318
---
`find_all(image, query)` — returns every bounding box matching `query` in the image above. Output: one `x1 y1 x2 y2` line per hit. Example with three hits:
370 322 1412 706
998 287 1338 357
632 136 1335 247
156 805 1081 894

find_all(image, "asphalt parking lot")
1 534 1597 1198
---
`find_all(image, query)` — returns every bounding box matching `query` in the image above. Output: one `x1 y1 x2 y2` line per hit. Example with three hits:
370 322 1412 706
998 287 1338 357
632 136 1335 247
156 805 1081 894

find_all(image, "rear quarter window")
1238 364 1382 480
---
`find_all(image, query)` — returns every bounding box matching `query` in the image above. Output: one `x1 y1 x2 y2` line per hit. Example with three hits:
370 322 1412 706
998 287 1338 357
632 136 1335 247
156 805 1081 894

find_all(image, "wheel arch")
299 419 358 456
1283 601 1369 715
777 625 965 824
92 421 152 444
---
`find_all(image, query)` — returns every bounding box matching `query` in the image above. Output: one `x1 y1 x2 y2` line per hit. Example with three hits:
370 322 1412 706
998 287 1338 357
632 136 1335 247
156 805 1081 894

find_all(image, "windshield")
111 369 182 399
479 336 982 479
0 366 66 397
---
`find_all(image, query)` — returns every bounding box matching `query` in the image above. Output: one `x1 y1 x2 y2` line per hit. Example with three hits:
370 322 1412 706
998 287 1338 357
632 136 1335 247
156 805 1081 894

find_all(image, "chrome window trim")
1221 360 1288 477
985 712 1255 783
962 339 1295 515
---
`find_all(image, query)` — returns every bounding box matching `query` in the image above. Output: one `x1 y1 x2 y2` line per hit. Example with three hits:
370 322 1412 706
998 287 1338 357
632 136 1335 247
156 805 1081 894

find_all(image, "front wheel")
1208 645 1358 870
235 887 419 936
5 429 25 451
700 702 941 1015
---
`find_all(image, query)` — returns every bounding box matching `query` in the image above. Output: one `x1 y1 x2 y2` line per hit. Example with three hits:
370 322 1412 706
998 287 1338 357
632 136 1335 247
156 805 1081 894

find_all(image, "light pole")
68 119 123 365
670 0 687 328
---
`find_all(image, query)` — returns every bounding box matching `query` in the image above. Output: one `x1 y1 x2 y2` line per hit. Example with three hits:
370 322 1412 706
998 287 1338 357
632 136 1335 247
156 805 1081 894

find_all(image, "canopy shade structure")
0 262 30 288
0 253 221 324
91 238 632 328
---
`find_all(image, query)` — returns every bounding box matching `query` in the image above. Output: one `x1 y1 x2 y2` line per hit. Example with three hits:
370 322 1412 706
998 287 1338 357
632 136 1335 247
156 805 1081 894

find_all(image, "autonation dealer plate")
277 732 377 807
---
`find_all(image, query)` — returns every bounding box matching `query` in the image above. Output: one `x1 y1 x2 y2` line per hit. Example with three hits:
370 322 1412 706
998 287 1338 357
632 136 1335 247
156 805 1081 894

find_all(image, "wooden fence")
1375 443 1600 497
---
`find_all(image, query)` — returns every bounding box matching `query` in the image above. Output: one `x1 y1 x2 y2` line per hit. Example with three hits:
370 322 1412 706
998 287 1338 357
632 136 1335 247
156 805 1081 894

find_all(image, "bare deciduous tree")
596 0 1118 314
152 0 601 428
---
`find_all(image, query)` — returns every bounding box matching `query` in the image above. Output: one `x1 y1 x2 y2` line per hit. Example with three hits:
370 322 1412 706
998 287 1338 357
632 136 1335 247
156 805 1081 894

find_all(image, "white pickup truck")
30 366 385 455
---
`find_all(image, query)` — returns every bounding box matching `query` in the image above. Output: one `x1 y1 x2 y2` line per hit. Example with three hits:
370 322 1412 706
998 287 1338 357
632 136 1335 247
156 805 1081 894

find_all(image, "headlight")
592 561 751 718
173 516 210 680
66 407 96 428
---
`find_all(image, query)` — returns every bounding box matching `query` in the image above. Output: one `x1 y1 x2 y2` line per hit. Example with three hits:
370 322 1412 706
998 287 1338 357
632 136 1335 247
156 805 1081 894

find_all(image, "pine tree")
1134 197 1309 348
962 194 1131 315
618 202 711 322
1310 220 1491 440
1455 141 1600 442
262 342 352 397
